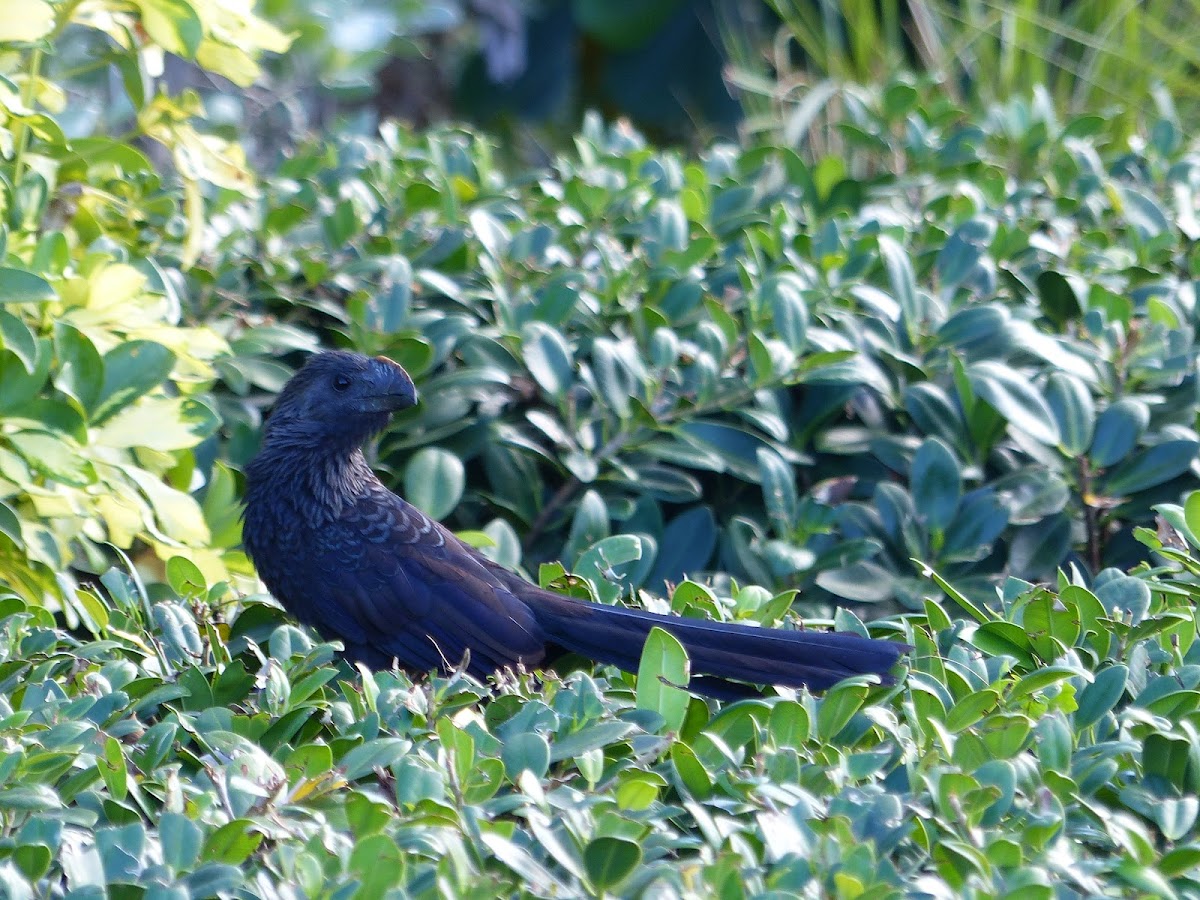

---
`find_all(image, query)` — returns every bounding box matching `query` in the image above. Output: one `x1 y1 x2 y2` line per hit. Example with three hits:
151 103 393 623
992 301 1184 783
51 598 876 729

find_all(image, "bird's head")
261 350 418 453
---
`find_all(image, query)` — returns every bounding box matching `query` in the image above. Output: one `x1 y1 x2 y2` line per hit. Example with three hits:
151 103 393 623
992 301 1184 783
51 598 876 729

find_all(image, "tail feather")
525 591 908 696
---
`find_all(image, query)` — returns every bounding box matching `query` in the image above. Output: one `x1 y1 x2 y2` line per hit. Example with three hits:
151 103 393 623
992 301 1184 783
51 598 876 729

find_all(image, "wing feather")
301 487 546 680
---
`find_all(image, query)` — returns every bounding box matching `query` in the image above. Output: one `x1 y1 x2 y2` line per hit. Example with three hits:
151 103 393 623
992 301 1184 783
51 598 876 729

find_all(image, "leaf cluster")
205 89 1200 617
6 505 1200 895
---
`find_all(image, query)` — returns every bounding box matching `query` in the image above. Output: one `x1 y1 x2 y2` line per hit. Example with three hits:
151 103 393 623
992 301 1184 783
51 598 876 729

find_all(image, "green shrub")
3 497 1200 895
0 0 287 605
209 88 1199 616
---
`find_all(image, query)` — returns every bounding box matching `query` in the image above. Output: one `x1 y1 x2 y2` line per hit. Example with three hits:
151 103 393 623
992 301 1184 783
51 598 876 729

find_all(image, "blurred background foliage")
242 0 1200 149
3 0 1200 896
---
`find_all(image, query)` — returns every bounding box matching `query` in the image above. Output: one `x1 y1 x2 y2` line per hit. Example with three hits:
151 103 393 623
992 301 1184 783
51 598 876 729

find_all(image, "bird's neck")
246 442 382 522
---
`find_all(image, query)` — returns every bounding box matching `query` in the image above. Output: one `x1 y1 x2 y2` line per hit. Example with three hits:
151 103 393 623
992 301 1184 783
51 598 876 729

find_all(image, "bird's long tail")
525 591 909 699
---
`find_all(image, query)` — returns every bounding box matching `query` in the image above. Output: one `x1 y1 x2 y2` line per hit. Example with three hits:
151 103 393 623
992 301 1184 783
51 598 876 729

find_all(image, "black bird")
242 351 908 698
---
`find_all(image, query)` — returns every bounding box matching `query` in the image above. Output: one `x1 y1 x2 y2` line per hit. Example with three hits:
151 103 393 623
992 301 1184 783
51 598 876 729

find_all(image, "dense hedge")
204 92 1200 618
2 2 1200 896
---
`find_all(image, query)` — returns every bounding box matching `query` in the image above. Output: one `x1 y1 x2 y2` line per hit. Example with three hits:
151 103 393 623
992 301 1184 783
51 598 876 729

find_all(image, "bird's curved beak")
370 355 418 412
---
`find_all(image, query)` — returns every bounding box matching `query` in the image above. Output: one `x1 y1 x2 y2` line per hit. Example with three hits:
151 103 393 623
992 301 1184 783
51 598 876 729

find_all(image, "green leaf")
765 273 808 351
1118 185 1169 239
670 740 711 795
0 267 54 303
967 361 1060 446
817 682 868 740
134 0 204 56
166 556 207 597
0 344 50 412
878 234 922 337
938 304 1009 352
1075 665 1128 729
323 198 358 247
549 721 637 762
911 437 961 531
94 341 176 423
648 506 717 590
522 322 574 399
349 833 405 897
1037 270 1081 326
816 559 893 604
1044 372 1094 455
501 732 551 781
0 785 61 811
0 310 37 372
1102 440 1199 496
1089 399 1149 467
583 837 642 892
358 258 412 334
757 447 798 536
937 218 994 291
12 843 52 881
1154 797 1198 842
943 490 1009 560
566 490 609 564
53 323 104 414
591 338 638 419
96 397 219 451
574 534 645 603
403 448 465 520
97 735 128 800
202 820 262 865
970 622 1037 669
626 463 703 502
469 209 509 260
945 689 1001 732
1184 491 1200 546
636 627 690 734
339 738 410 781
1094 574 1151 623
7 430 92 485
905 382 968 451
1008 514 1072 578
0 500 21 547
125 465 210 545
154 601 202 663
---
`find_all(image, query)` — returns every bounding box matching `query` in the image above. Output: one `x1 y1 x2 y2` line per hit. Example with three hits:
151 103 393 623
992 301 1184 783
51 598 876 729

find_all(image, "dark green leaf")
0 310 36 372
1075 666 1128 729
501 732 551 781
0 268 54 303
648 506 717 590
1089 398 1149 467
522 322 574 399
937 218 994 291
1102 440 1199 496
967 361 1060 446
1044 373 1094 455
404 448 465 520
584 837 642 891
757 447 798 536
765 273 808 351
911 437 961 531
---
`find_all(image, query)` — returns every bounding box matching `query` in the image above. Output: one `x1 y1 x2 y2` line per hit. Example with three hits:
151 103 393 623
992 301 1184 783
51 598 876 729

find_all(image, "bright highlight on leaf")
636 626 691 734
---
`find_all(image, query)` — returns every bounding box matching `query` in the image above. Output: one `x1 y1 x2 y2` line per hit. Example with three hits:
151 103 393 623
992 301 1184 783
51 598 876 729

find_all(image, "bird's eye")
332 374 352 392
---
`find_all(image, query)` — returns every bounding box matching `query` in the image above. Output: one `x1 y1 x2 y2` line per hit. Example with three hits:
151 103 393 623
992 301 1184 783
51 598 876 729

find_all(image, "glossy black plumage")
242 351 909 697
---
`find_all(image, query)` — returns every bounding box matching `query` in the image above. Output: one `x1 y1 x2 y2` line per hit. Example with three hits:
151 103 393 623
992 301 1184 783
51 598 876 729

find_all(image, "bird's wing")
306 487 548 679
